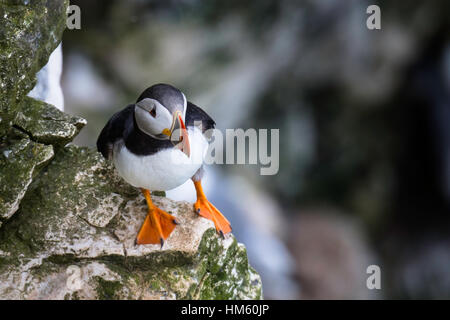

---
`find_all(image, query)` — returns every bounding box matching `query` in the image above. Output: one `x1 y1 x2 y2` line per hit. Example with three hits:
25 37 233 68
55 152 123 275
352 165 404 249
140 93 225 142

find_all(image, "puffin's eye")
149 107 156 118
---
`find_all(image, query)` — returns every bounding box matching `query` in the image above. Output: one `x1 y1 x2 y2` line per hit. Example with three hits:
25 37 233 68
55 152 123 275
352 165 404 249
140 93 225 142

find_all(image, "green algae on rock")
14 96 87 146
0 96 86 223
0 0 69 136
0 128 54 222
0 146 262 299
0 0 71 222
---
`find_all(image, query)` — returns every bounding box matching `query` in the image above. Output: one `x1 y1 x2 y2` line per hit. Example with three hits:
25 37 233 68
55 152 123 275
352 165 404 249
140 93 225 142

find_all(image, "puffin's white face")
135 98 174 140
134 97 190 157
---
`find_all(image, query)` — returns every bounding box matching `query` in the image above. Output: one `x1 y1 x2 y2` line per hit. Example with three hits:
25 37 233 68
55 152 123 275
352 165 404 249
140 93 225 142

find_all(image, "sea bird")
97 84 231 247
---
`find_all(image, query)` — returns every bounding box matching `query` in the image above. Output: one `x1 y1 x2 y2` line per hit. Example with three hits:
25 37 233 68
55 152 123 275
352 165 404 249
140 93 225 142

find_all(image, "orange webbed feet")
192 180 231 238
194 197 232 238
136 189 178 247
136 207 178 247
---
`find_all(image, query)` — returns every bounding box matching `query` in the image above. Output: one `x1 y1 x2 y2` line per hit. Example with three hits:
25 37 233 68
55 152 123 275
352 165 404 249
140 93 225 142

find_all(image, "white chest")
113 127 208 191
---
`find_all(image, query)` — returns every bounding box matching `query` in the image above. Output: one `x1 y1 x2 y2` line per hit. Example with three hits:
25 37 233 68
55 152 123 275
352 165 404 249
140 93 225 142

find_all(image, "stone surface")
0 0 69 136
0 94 85 221
0 128 54 221
0 146 262 299
0 0 72 223
14 96 86 146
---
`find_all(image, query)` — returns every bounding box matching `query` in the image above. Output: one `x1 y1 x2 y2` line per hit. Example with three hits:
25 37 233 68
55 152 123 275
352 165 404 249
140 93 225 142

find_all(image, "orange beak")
176 115 190 158
168 111 190 157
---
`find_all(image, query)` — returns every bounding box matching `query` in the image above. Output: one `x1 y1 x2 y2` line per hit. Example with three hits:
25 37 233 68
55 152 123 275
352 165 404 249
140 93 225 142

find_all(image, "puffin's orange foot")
194 198 231 238
136 207 178 247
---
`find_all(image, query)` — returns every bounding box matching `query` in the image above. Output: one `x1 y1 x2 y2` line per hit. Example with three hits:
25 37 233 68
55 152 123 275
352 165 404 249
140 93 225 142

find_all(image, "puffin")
97 83 231 247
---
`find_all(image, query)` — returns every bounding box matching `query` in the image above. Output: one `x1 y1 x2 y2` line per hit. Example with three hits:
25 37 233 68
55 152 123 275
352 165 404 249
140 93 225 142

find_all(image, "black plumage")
185 101 216 133
96 104 134 159
136 83 184 112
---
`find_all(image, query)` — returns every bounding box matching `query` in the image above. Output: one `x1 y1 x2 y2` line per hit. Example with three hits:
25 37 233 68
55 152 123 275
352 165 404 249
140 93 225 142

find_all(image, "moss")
0 130 54 220
0 0 69 135
95 277 124 300
1 215 262 300
0 0 70 222
190 229 263 300
137 264 198 299
64 291 80 300
0 122 262 300
13 97 86 146
124 250 197 271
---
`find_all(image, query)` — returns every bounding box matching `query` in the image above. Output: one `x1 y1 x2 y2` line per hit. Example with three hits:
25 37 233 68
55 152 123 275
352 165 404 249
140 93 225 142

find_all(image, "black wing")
96 105 134 159
185 101 215 133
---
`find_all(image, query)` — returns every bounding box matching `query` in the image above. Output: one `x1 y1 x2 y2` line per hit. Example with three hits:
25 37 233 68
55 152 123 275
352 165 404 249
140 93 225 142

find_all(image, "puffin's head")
134 83 190 157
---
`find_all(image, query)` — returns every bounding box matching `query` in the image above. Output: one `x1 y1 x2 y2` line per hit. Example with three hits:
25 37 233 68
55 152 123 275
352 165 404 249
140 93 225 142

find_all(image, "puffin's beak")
170 112 190 158
178 115 190 158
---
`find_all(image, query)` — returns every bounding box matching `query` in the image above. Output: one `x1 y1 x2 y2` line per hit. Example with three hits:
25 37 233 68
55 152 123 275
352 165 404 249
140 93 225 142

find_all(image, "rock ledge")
0 146 262 299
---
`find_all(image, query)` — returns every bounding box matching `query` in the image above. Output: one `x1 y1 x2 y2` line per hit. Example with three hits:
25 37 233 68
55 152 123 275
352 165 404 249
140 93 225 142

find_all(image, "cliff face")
0 1 262 299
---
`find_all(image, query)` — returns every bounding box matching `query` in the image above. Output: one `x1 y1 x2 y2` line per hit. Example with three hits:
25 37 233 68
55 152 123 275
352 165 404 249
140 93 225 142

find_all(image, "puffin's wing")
185 101 215 133
97 104 134 159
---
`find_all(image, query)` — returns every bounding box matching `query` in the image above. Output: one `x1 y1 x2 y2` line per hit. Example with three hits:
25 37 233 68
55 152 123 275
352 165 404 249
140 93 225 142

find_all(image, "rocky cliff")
0 0 262 300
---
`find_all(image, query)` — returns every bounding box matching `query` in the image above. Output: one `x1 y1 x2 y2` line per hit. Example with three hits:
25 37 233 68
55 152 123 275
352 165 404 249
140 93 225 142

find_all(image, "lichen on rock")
0 0 69 136
0 0 70 221
0 95 85 221
0 128 54 222
0 147 262 299
14 96 86 146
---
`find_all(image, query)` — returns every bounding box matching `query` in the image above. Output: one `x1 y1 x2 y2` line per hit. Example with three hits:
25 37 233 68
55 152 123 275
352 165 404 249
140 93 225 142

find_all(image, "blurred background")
50 0 450 299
